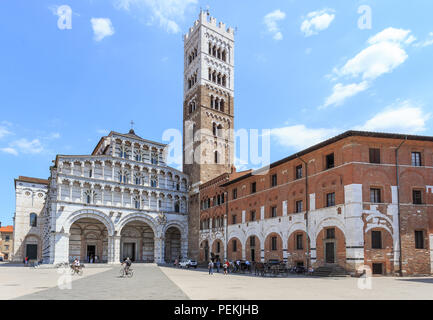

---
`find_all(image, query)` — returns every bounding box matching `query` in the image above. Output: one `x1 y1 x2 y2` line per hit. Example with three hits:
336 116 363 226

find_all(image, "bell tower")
183 11 235 259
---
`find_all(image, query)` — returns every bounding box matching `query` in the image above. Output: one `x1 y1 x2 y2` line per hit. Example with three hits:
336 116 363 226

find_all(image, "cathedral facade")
13 131 189 264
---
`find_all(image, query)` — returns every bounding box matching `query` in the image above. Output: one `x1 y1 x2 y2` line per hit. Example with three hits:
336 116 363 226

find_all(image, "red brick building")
198 131 433 276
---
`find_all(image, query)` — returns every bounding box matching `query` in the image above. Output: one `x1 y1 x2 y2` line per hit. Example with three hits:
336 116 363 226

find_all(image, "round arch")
116 213 157 235
64 209 115 236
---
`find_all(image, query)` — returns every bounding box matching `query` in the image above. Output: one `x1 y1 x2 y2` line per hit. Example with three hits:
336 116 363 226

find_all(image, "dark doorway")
250 249 255 262
372 263 383 275
123 243 136 261
87 245 96 262
325 242 335 264
26 244 38 260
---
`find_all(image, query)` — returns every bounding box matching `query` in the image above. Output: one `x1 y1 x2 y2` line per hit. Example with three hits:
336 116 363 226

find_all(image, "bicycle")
120 265 133 278
70 265 83 276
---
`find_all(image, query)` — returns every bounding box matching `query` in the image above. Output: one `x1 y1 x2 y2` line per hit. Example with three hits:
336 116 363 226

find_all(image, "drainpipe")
296 154 309 270
395 136 407 277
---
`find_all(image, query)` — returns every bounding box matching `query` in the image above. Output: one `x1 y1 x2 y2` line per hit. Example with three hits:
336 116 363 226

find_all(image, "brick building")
0 225 13 261
198 131 433 276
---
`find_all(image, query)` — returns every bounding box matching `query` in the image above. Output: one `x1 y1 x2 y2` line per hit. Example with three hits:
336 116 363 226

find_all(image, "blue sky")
1 0 433 225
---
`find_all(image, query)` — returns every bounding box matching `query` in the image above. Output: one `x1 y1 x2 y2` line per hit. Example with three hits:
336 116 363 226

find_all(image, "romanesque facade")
13 130 189 264
199 131 433 276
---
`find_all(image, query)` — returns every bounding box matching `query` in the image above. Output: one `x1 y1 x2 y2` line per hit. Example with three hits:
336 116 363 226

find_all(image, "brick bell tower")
183 11 235 260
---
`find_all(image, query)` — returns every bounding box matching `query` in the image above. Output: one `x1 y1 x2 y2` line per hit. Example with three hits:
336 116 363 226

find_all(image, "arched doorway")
212 239 224 262
246 235 260 262
23 235 41 261
120 220 155 262
165 226 181 263
69 218 108 263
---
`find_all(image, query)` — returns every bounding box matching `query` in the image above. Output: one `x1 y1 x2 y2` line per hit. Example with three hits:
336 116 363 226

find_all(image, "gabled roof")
221 130 433 187
92 130 167 156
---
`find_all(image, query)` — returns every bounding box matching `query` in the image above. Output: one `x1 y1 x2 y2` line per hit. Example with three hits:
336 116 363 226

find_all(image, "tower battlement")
184 11 234 42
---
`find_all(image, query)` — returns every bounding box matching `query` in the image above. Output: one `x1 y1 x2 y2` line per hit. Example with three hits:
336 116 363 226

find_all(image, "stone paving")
160 267 433 300
13 264 188 300
1 263 433 300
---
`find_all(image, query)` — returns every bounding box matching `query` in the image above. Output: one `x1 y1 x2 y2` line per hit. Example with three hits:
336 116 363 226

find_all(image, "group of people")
208 259 242 275
88 255 99 263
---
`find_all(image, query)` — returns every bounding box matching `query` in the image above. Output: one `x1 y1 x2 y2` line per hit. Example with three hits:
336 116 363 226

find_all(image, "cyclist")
123 257 132 274
72 257 80 272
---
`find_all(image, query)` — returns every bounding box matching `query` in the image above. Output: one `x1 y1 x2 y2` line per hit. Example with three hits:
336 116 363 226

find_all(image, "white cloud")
115 0 197 34
322 81 369 108
264 9 286 41
301 9 335 37
0 147 18 156
356 100 430 134
336 40 408 81
0 126 12 139
322 27 414 109
270 125 339 151
91 18 115 41
414 32 433 48
368 28 412 45
9 138 44 154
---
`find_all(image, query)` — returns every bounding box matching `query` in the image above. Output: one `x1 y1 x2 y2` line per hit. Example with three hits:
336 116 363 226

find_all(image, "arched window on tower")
217 73 221 85
213 123 217 136
215 97 219 110
174 201 180 213
210 95 215 109
217 124 223 138
214 151 219 164
208 68 212 81
212 71 216 83
29 213 37 227
222 75 227 87
208 42 212 55
220 99 225 112
222 50 226 62
217 48 221 59
212 45 217 57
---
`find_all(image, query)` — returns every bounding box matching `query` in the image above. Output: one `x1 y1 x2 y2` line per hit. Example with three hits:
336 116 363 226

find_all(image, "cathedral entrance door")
87 245 96 262
26 244 37 260
123 243 136 261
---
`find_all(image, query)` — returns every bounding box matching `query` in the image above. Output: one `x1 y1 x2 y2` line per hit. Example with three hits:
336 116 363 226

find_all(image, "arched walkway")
165 226 181 263
120 220 155 262
69 217 108 263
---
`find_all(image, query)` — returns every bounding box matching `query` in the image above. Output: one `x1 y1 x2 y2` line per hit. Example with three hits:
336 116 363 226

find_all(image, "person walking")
216 259 221 273
223 260 228 275
208 260 214 275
